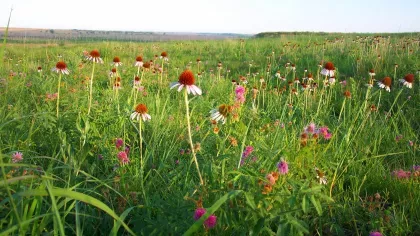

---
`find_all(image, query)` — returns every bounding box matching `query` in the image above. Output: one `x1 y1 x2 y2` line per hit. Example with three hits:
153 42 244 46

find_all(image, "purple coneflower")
130 104 151 122
52 61 69 74
400 74 414 89
170 70 202 95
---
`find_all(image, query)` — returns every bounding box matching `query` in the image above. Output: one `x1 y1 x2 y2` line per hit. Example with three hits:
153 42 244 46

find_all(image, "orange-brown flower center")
113 57 121 63
89 50 100 58
218 104 232 117
404 74 414 83
324 62 335 70
56 61 67 70
136 56 143 62
179 70 195 85
161 52 167 57
135 76 140 81
135 104 147 114
382 77 392 87
143 62 151 68
344 90 351 98
111 68 117 73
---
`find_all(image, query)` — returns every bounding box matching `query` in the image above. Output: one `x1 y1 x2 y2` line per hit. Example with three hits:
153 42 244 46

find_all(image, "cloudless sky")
1 0 419 34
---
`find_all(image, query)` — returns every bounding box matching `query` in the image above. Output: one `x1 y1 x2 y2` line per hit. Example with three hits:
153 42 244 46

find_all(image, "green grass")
0 34 419 235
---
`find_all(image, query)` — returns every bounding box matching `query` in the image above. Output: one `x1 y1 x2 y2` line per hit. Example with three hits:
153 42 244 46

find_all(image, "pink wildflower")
242 146 254 158
12 152 23 163
194 208 206 221
305 123 316 134
392 169 411 179
277 159 289 175
117 151 130 165
266 173 276 185
115 138 123 149
204 215 217 229
369 231 382 236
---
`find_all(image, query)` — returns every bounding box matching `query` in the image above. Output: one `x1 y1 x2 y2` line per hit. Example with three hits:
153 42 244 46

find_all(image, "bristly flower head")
117 151 130 166
86 50 103 64
12 152 23 163
134 56 143 67
377 77 392 92
369 69 376 76
204 215 217 229
321 62 335 77
130 104 151 122
170 70 202 95
343 90 351 98
369 232 382 236
210 104 233 124
52 61 69 74
112 56 122 67
160 51 168 61
194 208 206 221
399 74 414 89
277 159 289 175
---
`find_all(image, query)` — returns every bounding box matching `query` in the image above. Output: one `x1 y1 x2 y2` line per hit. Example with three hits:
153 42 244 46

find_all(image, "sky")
1 0 420 34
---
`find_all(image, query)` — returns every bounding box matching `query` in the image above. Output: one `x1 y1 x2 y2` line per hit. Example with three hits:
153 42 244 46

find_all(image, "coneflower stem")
184 89 204 185
387 89 403 115
160 60 164 84
338 99 346 121
139 120 143 171
87 63 95 116
56 73 62 118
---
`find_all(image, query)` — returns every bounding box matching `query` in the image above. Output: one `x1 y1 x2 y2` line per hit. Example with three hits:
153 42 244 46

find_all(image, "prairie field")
0 34 419 235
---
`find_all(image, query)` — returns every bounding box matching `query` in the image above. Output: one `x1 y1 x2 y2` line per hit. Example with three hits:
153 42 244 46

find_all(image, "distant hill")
255 31 420 38
0 28 252 42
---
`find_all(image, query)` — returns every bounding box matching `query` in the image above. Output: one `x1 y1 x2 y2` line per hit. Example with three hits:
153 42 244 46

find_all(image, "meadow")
0 33 419 235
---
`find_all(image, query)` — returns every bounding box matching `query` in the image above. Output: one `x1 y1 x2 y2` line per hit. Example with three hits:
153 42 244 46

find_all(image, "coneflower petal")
192 85 202 95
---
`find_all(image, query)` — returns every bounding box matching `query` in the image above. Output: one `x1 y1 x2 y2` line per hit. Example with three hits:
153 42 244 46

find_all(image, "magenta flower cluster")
235 85 246 104
193 208 217 229
240 145 254 166
277 159 289 175
304 123 332 140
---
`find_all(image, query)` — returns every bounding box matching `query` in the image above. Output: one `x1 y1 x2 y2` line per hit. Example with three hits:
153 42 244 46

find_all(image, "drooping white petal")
177 84 184 92
170 82 180 90
192 85 202 95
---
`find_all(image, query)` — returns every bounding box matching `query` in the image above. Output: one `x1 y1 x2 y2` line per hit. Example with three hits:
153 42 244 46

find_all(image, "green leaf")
310 195 323 216
18 188 135 236
301 196 309 213
250 218 265 235
0 175 38 187
244 192 256 210
287 216 309 234
110 206 141 236
183 190 242 236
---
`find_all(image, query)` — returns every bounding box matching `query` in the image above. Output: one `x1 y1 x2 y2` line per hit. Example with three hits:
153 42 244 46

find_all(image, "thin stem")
88 63 96 116
56 73 62 118
338 98 346 121
139 120 143 171
184 89 204 185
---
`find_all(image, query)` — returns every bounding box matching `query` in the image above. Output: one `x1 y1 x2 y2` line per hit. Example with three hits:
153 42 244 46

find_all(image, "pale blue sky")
1 0 419 34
